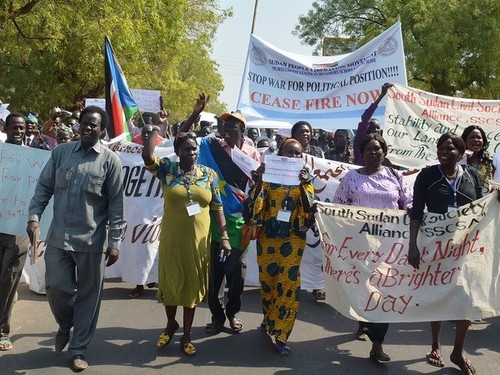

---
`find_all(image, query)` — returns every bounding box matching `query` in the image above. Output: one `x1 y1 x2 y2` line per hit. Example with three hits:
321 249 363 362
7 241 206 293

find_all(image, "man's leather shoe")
71 354 88 371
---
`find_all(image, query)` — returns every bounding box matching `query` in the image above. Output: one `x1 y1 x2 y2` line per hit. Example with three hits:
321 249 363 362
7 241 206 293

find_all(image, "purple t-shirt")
333 167 412 210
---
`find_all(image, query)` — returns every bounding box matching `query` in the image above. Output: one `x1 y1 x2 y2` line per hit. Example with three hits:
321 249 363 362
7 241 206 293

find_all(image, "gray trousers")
44 245 105 356
0 234 28 339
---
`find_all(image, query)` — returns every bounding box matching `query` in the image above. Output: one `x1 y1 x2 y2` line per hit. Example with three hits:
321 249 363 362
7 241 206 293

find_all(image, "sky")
211 0 316 111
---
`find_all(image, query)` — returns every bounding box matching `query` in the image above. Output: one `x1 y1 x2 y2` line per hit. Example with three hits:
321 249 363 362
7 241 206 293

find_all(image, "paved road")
3 280 499 374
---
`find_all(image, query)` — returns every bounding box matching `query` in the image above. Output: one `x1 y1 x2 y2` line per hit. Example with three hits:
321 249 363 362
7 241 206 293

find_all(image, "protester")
408 133 482 375
291 121 324 158
0 113 29 352
291 120 325 301
141 128 230 356
247 138 315 356
353 83 393 165
56 125 74 144
324 129 353 163
26 106 125 371
333 133 412 362
180 94 261 336
247 127 259 144
460 125 494 191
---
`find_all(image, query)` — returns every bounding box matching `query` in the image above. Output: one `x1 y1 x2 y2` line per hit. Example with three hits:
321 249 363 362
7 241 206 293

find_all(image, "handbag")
240 223 262 250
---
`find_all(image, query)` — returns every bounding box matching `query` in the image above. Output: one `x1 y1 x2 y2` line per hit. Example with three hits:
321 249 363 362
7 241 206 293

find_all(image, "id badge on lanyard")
183 168 201 216
277 187 292 222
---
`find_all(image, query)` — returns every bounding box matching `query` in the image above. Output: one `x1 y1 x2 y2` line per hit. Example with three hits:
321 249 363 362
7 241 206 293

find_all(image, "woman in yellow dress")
247 138 315 356
142 127 231 356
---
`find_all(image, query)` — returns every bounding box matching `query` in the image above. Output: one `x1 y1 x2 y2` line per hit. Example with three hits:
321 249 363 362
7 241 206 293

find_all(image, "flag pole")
251 0 259 33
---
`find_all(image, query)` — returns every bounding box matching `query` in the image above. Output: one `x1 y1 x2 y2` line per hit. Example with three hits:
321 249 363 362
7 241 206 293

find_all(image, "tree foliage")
0 0 231 121
294 0 500 98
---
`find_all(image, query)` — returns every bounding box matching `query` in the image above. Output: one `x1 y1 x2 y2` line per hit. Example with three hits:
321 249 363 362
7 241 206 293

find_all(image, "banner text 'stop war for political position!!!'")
384 84 500 168
237 21 407 130
105 36 139 140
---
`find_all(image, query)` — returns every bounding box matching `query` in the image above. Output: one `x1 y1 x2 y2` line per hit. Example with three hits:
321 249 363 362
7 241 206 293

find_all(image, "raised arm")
178 93 210 133
141 124 160 166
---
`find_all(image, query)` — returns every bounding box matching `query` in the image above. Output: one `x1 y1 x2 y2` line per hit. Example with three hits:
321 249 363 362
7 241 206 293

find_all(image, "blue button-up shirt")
28 141 125 252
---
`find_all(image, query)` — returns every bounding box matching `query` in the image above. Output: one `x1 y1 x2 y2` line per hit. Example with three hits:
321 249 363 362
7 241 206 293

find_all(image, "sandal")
205 321 224 335
450 355 476 375
275 340 291 357
128 285 144 298
180 336 196 356
370 350 391 362
229 317 243 333
426 350 445 367
157 321 179 348
312 289 326 301
0 338 13 351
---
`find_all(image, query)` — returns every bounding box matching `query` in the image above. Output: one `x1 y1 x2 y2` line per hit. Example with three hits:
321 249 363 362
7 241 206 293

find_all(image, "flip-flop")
450 356 476 375
312 289 326 301
157 321 179 348
275 340 291 357
128 286 144 298
180 337 196 356
0 338 13 351
426 350 445 367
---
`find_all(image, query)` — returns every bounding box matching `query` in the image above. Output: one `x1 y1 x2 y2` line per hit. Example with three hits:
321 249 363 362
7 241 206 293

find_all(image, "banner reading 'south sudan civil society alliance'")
238 22 407 130
384 84 500 168
315 190 500 323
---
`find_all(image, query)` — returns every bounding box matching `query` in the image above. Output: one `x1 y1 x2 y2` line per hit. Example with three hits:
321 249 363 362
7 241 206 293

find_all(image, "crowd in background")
0 84 498 375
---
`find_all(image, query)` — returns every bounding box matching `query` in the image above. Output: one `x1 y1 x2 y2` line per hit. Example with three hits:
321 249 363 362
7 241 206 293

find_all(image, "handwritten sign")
130 89 161 112
315 193 500 322
384 84 500 168
0 142 53 237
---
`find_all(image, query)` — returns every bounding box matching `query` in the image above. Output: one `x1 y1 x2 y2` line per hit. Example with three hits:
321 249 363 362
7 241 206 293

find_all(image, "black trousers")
0 234 28 339
207 241 244 324
359 321 389 343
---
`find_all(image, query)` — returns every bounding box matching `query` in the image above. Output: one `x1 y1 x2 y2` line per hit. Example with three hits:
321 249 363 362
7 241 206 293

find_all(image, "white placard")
232 146 261 178
263 154 303 185
85 98 106 110
131 89 161 113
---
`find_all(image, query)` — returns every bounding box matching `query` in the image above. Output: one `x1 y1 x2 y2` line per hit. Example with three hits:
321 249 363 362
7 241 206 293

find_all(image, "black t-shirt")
410 164 483 221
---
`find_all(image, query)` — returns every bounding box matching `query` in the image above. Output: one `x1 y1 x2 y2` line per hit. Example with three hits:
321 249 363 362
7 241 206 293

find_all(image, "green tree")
0 0 230 121
294 0 500 98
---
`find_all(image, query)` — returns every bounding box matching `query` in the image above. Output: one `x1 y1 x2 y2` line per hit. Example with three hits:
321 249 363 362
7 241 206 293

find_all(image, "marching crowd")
0 83 498 374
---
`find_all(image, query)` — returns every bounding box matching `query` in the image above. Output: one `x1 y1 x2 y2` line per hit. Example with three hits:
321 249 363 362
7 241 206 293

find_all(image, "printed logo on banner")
378 36 398 56
250 43 267 65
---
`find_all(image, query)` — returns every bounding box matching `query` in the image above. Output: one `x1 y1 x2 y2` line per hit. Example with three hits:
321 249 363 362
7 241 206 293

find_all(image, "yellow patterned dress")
249 181 314 343
146 156 222 308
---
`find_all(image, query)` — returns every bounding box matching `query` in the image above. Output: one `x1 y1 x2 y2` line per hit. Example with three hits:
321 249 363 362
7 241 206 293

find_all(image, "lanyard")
439 165 462 205
182 168 195 203
281 186 291 210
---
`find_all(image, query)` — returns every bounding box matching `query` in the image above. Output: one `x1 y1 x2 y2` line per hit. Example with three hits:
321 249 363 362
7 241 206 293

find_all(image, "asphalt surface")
3 279 499 374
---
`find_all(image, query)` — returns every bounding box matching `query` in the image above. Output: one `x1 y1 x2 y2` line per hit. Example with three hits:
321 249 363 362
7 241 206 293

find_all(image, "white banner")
384 84 500 168
315 193 500 322
105 141 174 284
238 22 407 130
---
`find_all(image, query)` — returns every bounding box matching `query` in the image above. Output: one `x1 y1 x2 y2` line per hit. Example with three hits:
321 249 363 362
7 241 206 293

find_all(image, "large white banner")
104 141 175 284
384 84 500 168
238 22 407 130
315 192 500 322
